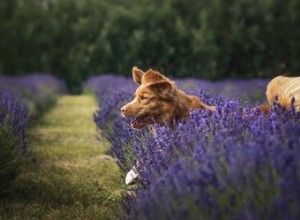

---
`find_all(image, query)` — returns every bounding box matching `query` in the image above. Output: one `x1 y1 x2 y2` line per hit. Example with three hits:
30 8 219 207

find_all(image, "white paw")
125 169 139 185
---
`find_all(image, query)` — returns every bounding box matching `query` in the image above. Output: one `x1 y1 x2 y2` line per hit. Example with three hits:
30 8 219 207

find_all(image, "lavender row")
0 74 66 192
0 95 29 190
0 74 67 120
130 101 300 219
87 75 299 219
176 77 269 103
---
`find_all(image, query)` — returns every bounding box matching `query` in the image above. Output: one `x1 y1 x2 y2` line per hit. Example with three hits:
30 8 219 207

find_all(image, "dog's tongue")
131 115 151 129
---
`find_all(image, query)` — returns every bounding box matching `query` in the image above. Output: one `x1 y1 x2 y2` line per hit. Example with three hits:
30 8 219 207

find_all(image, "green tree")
1 0 299 92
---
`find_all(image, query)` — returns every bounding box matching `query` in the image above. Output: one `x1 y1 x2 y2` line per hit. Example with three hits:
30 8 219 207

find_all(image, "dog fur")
261 75 300 113
121 66 216 130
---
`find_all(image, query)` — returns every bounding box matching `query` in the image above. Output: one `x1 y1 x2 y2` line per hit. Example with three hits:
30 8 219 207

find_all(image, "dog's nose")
121 106 127 114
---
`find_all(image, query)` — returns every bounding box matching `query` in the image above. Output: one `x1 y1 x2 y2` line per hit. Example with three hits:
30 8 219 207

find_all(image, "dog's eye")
141 95 148 100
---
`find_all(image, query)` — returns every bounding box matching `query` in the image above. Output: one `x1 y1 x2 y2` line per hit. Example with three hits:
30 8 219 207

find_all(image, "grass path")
0 95 124 219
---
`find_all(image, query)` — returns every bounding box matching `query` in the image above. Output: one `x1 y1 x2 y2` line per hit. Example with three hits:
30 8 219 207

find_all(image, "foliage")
0 74 66 192
0 95 125 219
0 95 28 191
1 0 300 92
0 74 66 121
88 75 300 219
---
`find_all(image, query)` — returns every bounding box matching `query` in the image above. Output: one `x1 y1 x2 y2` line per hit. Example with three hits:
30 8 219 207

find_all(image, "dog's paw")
125 168 139 185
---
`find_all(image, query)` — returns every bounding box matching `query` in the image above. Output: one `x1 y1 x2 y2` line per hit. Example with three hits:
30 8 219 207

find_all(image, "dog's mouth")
131 114 153 129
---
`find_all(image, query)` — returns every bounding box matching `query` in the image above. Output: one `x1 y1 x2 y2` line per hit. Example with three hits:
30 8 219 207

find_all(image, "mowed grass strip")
0 95 125 219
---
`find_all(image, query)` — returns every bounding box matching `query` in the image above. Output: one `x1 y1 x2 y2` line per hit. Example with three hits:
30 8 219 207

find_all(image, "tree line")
0 0 299 92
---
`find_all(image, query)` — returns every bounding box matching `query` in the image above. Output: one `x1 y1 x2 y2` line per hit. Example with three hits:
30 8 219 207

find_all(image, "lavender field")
0 75 123 219
1 74 300 219
85 75 300 219
2 0 300 218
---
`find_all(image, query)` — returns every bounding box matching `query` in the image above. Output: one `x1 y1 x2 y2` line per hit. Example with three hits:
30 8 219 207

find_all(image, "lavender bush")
88 75 300 219
0 74 67 120
0 94 29 191
130 101 300 220
0 74 66 192
83 75 140 172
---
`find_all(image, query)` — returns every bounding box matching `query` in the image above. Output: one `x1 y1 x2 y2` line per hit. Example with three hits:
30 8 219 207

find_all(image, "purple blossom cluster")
0 94 28 154
83 75 139 172
0 74 66 191
0 94 29 191
87 75 300 219
0 74 67 119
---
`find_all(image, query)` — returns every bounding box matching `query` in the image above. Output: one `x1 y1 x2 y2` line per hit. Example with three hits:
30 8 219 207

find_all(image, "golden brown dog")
121 66 216 130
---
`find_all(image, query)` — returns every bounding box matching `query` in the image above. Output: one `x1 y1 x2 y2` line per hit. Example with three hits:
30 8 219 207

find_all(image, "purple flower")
88 74 300 219
1 74 66 190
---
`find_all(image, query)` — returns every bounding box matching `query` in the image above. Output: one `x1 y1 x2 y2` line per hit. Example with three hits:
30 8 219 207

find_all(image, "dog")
121 66 216 131
121 66 217 184
258 75 300 113
121 67 300 184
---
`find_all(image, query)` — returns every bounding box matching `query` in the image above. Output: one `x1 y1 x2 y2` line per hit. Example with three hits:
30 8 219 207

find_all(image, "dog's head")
121 67 177 129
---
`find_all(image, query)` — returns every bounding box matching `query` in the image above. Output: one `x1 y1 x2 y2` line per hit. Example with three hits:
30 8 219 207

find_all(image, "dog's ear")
148 80 173 95
132 66 144 84
142 69 166 84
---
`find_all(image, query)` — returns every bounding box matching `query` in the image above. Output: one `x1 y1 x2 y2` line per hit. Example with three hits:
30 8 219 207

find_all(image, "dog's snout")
121 106 127 114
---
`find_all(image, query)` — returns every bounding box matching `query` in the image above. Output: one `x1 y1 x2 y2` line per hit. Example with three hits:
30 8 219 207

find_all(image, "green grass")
0 95 125 219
